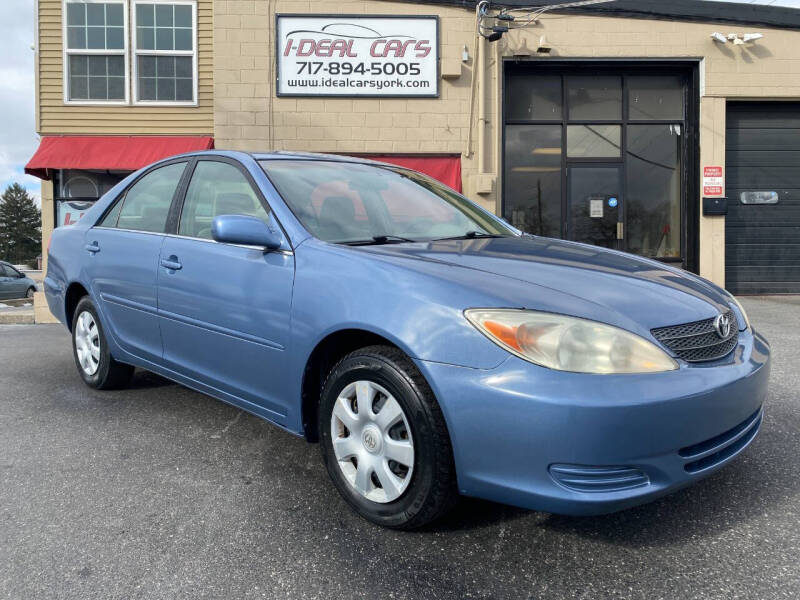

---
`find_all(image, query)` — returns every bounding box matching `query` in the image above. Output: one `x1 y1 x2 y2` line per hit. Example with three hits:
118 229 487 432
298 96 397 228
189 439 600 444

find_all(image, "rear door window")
115 162 187 233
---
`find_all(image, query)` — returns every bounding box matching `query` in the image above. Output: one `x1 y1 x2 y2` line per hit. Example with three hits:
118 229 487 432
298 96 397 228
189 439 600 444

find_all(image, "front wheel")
26 287 35 299
72 296 134 390
319 345 458 529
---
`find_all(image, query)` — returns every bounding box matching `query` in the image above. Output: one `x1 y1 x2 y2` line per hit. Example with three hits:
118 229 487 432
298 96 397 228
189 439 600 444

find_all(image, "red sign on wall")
703 166 724 197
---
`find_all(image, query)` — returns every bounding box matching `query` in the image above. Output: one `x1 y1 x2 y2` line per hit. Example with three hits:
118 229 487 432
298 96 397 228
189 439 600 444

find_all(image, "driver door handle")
160 257 182 271
85 241 100 254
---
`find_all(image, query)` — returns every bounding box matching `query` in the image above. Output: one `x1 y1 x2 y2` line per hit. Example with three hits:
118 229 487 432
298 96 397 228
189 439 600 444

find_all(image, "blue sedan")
44 151 770 529
0 261 37 300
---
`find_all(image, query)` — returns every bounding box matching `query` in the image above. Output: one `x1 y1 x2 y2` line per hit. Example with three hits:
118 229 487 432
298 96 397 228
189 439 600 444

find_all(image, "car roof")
250 151 384 166
154 149 402 169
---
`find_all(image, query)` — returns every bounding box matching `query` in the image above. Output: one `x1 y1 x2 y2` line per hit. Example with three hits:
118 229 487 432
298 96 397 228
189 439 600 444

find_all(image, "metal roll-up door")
726 102 800 294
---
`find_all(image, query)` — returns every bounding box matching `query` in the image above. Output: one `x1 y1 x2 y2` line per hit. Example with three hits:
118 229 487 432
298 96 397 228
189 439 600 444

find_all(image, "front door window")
504 67 688 263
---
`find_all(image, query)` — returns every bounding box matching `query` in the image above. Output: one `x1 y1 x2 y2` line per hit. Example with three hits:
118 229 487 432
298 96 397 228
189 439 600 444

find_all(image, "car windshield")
258 159 517 244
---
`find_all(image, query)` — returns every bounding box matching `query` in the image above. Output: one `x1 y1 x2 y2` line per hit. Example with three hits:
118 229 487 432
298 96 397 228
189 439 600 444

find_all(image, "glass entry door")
568 166 622 249
504 64 694 267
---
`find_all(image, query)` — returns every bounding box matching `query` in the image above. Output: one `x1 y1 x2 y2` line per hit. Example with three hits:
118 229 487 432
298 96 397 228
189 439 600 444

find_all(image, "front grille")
651 310 739 362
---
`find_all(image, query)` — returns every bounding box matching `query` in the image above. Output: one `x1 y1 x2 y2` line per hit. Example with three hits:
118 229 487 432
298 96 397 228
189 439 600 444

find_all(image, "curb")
0 311 35 325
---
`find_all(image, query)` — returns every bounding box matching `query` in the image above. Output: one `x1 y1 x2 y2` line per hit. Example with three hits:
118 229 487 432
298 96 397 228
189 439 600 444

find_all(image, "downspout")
477 30 487 174
465 1 485 160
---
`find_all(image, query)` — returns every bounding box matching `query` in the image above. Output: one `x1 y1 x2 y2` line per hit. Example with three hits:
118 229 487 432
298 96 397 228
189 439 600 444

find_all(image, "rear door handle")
160 257 182 271
85 241 100 254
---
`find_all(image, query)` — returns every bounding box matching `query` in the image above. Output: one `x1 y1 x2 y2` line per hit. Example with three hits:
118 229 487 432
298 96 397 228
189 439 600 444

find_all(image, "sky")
1 0 800 209
1 0 39 205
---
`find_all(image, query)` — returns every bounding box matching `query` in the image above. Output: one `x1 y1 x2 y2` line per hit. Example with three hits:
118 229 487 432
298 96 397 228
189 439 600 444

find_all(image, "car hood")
356 236 731 331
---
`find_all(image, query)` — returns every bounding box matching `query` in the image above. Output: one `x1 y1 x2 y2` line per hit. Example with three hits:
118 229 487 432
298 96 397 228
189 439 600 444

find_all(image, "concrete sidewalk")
0 301 34 324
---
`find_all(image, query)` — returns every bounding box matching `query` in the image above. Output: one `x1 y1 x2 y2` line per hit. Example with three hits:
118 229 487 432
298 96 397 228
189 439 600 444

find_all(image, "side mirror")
211 214 283 250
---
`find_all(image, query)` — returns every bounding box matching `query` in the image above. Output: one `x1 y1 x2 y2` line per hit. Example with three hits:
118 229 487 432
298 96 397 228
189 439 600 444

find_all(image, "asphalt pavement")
1 296 799 599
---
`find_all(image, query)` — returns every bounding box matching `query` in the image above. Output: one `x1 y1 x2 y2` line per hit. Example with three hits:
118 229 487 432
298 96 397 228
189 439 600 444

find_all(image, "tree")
0 183 42 266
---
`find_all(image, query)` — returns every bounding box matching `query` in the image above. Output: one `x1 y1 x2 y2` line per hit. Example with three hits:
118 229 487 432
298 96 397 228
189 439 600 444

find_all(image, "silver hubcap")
330 380 415 503
74 311 100 376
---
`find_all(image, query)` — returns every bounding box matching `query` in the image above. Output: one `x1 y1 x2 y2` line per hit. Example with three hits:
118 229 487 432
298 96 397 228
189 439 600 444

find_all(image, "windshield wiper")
342 235 419 246
434 231 509 241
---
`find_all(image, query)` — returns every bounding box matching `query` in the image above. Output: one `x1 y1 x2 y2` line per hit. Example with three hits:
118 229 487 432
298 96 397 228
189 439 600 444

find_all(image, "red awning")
358 155 462 192
25 135 214 180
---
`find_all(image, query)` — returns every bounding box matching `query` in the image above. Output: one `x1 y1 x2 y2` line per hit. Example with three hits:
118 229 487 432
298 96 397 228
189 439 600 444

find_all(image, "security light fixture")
743 33 764 43
486 29 505 43
710 32 727 43
462 45 470 62
537 35 552 53
725 32 764 45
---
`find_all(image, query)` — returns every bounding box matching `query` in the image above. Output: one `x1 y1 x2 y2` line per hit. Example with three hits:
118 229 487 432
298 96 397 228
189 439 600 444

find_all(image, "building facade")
27 0 800 321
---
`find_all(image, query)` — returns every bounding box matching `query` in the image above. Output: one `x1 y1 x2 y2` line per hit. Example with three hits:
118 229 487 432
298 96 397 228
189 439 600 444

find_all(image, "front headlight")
465 309 678 374
727 294 750 330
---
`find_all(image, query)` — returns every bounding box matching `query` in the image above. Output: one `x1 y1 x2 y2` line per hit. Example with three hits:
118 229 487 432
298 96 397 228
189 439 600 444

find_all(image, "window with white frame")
133 1 197 104
64 0 128 102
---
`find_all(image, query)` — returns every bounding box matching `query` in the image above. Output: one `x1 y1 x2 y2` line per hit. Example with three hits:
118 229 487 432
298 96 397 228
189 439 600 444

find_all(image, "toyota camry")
44 151 770 529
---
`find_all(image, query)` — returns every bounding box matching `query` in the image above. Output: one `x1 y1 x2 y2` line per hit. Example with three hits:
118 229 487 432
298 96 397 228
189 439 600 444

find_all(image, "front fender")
290 241 514 371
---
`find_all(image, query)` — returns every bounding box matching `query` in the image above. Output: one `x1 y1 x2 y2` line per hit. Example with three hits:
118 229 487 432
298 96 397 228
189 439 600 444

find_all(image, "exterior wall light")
537 35 552 53
462 45 470 62
710 32 728 43
726 32 765 45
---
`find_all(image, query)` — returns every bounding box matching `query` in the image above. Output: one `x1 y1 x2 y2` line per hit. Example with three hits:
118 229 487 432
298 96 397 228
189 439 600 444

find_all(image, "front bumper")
417 328 770 515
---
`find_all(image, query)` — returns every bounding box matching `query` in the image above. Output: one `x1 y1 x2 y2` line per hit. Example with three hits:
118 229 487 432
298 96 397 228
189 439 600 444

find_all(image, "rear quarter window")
113 162 187 233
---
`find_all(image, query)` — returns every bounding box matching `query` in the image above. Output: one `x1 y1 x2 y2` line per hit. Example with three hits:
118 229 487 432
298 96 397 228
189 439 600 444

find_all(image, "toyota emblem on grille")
714 313 732 339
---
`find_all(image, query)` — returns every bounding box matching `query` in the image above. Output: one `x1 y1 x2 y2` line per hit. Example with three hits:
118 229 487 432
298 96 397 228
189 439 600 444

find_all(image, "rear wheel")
26 287 35 299
319 345 458 529
72 296 134 390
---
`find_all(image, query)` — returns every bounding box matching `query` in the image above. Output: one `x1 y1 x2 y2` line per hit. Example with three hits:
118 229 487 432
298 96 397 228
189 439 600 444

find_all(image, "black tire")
26 287 35 299
71 296 134 390
319 345 458 529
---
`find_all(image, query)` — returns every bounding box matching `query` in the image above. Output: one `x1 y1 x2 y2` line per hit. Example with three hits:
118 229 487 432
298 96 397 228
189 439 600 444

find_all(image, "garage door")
726 103 800 294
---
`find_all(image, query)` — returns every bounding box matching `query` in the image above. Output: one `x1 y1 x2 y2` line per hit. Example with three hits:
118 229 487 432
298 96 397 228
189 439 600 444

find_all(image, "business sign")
276 15 438 97
703 166 724 197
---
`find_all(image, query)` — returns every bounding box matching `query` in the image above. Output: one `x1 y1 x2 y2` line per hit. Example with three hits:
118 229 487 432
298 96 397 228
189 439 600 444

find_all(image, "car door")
157 158 295 423
83 160 189 363
0 265 12 299
5 266 28 298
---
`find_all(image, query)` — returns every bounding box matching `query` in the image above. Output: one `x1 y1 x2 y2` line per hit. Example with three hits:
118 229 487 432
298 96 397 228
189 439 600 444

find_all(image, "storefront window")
566 124 621 158
567 75 622 120
504 66 688 262
628 75 684 121
626 125 682 258
504 125 562 238
54 169 128 227
506 75 562 121
64 0 127 102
